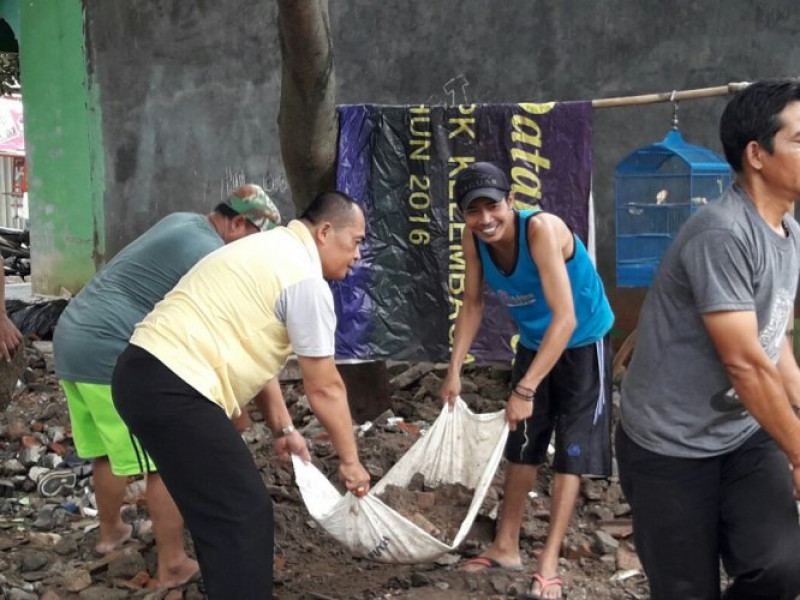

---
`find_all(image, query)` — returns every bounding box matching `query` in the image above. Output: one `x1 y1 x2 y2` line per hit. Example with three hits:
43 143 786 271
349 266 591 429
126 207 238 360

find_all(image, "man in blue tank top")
440 162 614 600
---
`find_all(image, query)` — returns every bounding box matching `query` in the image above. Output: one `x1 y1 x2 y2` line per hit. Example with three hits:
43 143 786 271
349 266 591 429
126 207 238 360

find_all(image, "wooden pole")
591 82 750 109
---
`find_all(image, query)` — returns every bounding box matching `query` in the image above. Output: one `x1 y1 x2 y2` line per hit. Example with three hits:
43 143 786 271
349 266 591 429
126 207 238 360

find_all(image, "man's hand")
274 430 311 463
0 314 22 362
505 395 534 431
339 459 370 497
439 371 461 406
231 410 252 433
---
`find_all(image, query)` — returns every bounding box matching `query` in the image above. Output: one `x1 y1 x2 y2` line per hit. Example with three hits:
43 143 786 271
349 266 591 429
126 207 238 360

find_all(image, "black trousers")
616 424 800 600
112 345 274 600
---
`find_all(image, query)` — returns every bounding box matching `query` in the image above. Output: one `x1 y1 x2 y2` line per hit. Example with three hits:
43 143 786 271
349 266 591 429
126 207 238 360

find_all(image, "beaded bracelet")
511 388 534 401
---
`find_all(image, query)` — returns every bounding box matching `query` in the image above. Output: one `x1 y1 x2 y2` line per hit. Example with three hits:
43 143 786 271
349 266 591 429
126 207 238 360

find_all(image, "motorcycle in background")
0 225 30 279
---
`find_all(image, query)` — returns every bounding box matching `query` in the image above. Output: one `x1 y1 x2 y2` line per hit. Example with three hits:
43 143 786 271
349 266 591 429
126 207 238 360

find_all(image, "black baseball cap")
455 162 511 212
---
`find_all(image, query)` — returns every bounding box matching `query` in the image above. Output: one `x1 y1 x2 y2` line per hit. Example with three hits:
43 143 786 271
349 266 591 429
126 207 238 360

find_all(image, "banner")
0 96 24 157
334 102 592 364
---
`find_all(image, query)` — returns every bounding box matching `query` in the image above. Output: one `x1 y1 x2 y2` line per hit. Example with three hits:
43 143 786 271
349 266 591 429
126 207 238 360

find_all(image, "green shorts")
61 379 156 476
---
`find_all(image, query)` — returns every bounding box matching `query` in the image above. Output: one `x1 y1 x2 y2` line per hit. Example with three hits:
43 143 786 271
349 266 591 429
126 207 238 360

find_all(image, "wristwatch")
278 424 296 438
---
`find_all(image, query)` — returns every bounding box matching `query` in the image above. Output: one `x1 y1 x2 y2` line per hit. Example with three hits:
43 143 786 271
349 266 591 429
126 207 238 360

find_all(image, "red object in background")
12 156 26 193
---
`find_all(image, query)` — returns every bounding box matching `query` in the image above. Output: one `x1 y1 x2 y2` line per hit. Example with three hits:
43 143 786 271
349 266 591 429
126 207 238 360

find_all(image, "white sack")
293 398 508 563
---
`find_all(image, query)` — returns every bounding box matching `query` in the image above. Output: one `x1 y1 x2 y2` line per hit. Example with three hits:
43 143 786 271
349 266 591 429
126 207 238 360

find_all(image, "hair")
213 202 239 219
720 78 800 173
299 191 361 227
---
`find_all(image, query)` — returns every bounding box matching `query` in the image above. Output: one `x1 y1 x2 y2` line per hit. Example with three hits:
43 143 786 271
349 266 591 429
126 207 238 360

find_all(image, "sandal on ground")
521 572 565 600
460 555 524 572
146 568 202 591
37 470 77 498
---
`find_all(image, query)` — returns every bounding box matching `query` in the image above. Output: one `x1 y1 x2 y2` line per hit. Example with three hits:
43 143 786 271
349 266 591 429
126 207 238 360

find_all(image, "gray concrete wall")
86 0 800 331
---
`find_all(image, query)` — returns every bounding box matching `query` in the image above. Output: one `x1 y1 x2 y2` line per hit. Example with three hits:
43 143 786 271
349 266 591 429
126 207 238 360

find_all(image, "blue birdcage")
615 128 732 287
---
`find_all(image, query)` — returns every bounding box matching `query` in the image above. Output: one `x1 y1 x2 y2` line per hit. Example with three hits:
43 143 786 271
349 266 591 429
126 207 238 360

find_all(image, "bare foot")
150 557 201 590
94 519 152 556
530 572 563 600
94 522 132 556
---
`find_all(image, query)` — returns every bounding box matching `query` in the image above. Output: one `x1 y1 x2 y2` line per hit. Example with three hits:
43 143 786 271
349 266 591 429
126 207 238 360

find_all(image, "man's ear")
743 140 764 172
314 222 332 244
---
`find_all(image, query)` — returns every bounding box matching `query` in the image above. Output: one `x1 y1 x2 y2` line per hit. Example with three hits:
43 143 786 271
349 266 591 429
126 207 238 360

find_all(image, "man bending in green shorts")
53 185 282 588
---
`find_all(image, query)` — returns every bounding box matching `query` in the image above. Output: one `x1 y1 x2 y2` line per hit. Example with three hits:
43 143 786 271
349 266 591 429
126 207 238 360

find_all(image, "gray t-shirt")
620 184 800 458
53 213 223 383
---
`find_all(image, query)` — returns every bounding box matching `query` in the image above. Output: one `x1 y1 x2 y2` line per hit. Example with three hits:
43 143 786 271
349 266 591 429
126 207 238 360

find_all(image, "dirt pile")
0 345 652 600
377 475 473 544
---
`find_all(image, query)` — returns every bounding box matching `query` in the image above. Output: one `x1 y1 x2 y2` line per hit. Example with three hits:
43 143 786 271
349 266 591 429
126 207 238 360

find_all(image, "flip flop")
147 568 202 591
461 555 524 572
521 572 565 600
37 469 77 498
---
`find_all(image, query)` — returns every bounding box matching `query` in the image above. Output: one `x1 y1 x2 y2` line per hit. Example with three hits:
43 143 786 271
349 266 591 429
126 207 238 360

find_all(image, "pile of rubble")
0 346 652 600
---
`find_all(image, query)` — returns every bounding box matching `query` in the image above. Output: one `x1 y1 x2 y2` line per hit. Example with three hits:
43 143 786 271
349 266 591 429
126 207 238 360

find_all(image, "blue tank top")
477 210 614 350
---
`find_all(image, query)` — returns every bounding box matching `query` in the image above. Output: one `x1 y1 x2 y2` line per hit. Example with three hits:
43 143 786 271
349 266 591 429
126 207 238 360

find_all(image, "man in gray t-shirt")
617 79 800 600
52 184 282 588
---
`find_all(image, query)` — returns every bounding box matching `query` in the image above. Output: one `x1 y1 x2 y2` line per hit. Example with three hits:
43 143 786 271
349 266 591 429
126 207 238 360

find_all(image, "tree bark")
276 0 389 421
276 0 338 214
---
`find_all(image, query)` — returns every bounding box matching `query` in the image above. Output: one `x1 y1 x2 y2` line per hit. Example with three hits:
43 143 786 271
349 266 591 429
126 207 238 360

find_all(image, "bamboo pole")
591 82 750 109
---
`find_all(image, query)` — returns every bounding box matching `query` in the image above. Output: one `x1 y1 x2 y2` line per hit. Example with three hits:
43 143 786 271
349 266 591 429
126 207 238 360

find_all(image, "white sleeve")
274 278 336 357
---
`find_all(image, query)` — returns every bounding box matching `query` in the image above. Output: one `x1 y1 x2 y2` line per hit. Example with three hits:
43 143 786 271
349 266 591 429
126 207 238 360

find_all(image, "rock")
489 575 507 594
616 542 643 571
53 535 79 555
598 518 634 539
582 479 604 501
614 503 632 517
46 425 66 444
7 589 38 600
33 504 71 530
18 445 44 467
79 586 129 600
586 504 615 522
28 466 49 483
564 539 594 559
606 482 623 504
434 581 451 590
409 512 441 538
365 462 385 479
411 372 443 402
592 530 620 555
28 531 61 547
390 362 435 390
18 549 49 572
4 420 28 441
460 378 478 394
107 550 147 579
64 568 92 592
3 458 27 475
410 572 431 587
0 479 15 497
434 553 461 566
41 453 63 469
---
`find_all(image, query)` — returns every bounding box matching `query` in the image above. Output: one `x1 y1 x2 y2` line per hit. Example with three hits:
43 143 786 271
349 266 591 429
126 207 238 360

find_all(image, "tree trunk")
276 0 338 215
276 0 389 421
